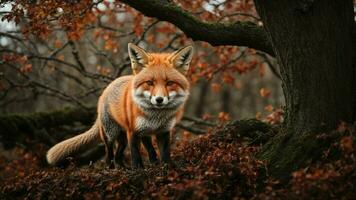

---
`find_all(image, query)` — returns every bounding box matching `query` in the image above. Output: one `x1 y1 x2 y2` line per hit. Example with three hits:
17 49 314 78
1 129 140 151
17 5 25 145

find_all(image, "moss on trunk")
257 127 347 180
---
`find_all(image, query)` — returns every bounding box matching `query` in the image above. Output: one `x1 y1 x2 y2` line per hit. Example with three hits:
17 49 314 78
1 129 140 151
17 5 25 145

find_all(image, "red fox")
46 43 193 168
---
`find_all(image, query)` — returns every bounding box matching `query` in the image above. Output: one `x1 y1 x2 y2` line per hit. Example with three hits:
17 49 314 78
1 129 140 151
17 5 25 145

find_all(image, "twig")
182 116 217 126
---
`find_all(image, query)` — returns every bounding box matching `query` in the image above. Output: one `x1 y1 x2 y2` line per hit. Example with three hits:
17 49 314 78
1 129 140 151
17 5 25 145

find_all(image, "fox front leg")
141 136 158 164
156 131 170 164
128 131 144 169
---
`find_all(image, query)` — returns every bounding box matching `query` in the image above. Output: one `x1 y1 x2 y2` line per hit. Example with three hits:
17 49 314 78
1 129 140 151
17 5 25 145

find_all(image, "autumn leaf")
19 64 33 73
222 74 234 85
264 104 274 112
67 31 82 41
104 39 118 52
255 112 262 120
198 63 207 69
260 88 271 98
97 65 111 75
218 112 230 122
93 28 101 39
18 56 28 64
190 75 199 83
202 113 211 120
265 109 284 124
211 83 221 93
133 19 143 36
57 55 65 61
54 39 62 48
146 35 155 43
235 81 242 90
340 136 353 153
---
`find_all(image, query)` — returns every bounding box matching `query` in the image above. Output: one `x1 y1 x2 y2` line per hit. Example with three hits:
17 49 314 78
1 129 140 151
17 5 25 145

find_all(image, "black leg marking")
156 131 170 164
105 140 115 169
129 132 144 169
142 136 158 164
114 130 127 167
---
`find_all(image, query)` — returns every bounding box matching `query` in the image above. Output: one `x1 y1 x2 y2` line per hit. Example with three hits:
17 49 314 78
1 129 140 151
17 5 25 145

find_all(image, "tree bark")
254 0 356 178
221 86 231 113
194 81 209 117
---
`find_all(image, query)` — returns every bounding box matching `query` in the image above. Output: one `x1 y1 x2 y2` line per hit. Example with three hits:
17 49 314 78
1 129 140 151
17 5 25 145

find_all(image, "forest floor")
0 120 356 199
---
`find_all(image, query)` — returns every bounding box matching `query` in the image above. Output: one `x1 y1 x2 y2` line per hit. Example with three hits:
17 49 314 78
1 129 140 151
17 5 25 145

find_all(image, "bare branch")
5 63 89 109
69 41 86 71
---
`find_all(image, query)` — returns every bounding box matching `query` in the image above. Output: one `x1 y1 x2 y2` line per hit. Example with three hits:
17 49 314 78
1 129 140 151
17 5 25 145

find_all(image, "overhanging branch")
120 0 274 55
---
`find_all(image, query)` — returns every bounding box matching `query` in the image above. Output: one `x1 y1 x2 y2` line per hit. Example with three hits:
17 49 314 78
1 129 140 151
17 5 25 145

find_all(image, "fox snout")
134 87 186 109
151 91 179 106
145 91 170 106
151 96 167 106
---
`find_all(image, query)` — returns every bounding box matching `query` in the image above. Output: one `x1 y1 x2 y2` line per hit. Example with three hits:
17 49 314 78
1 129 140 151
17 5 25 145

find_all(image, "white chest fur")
135 111 176 135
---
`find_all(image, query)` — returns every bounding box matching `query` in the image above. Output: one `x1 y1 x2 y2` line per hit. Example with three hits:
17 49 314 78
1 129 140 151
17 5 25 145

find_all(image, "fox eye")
166 81 175 86
146 80 154 86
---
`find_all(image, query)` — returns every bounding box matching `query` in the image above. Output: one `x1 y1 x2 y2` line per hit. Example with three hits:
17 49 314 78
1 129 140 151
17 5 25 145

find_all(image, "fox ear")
170 45 194 74
128 43 149 74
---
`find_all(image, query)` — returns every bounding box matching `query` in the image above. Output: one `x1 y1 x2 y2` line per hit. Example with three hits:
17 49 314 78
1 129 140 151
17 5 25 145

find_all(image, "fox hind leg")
101 111 122 169
142 136 158 164
100 125 115 169
105 141 115 169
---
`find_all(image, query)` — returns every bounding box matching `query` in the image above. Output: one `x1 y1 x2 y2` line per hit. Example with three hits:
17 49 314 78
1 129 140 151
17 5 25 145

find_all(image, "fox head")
128 43 193 110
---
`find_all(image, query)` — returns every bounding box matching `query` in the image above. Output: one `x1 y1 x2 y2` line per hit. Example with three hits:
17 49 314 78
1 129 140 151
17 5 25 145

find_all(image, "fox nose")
156 97 164 104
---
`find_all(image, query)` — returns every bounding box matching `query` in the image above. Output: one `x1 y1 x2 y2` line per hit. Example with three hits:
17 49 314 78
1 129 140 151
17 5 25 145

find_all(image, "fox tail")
46 120 101 165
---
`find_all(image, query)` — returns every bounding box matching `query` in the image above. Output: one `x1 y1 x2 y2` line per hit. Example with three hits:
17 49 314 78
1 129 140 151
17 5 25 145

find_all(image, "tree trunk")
194 81 210 117
254 0 356 178
221 86 231 113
